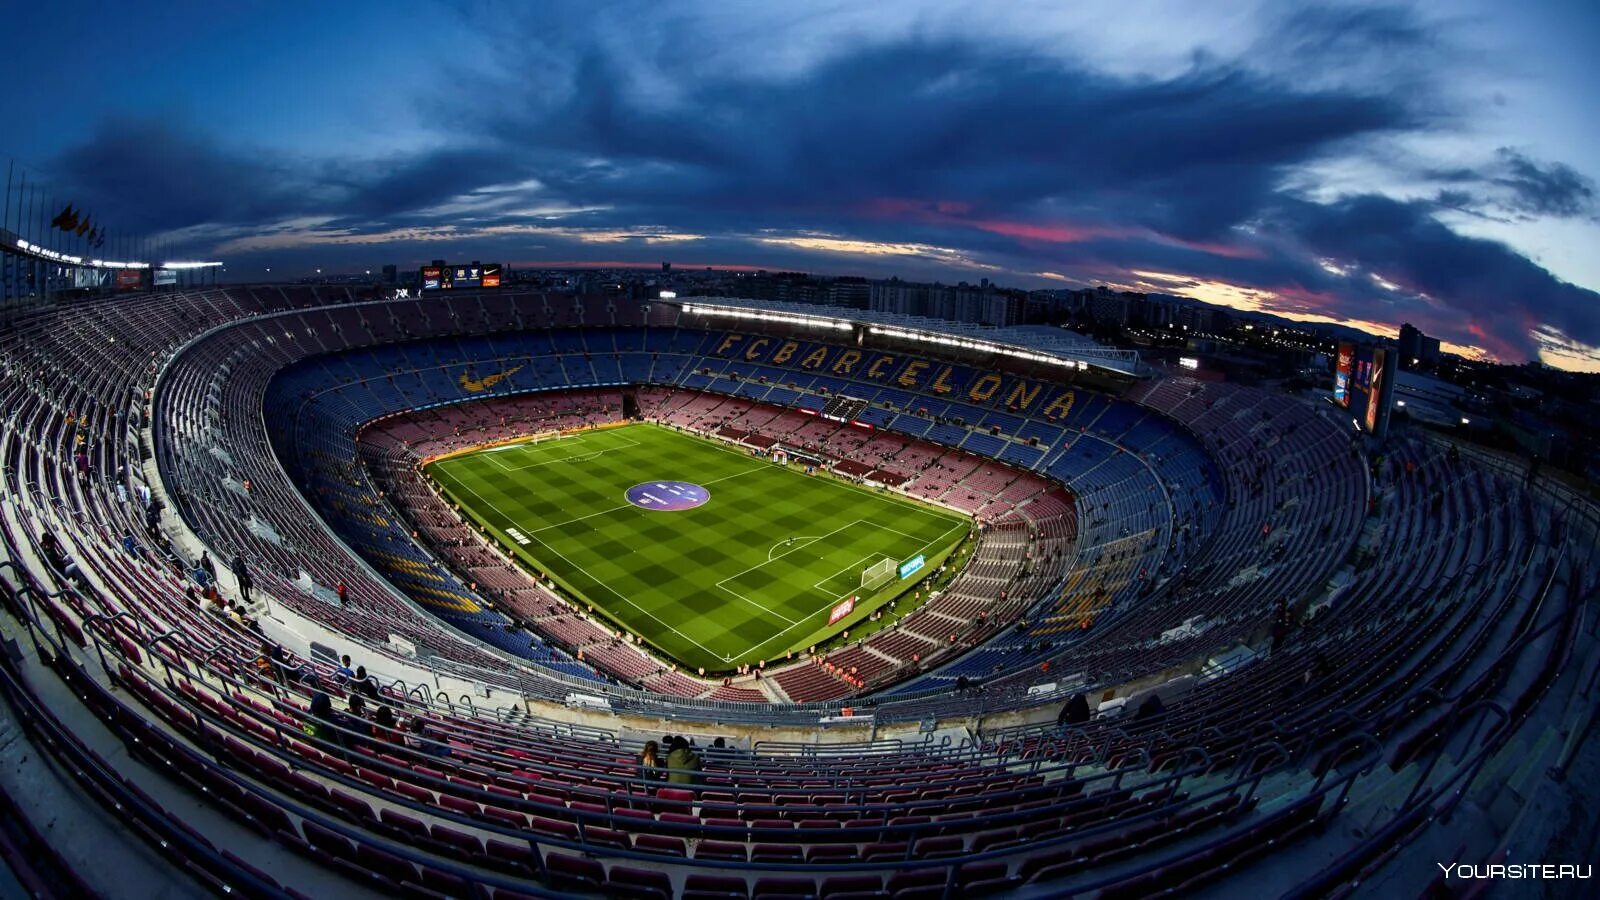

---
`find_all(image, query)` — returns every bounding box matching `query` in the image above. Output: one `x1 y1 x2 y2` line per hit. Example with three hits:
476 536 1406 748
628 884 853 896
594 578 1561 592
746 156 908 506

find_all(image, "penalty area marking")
481 433 639 472
435 469 738 663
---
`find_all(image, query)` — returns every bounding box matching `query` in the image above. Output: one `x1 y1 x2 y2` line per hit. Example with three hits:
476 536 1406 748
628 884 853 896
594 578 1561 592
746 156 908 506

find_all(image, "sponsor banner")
1333 341 1354 407
898 554 926 579
828 595 857 625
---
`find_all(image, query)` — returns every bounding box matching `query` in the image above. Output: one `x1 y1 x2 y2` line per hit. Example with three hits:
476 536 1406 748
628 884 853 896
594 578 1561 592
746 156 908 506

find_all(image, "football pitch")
425 422 969 674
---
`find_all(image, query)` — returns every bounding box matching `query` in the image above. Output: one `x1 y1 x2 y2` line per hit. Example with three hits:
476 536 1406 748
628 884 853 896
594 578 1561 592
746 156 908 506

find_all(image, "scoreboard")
1331 340 1396 438
421 262 502 291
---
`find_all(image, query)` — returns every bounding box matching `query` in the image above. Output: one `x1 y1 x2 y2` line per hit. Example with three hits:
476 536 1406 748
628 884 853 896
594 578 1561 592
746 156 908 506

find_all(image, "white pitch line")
713 518 869 592
438 422 973 666
482 433 641 472
729 518 970 660
524 463 768 535
439 470 735 662
768 536 824 561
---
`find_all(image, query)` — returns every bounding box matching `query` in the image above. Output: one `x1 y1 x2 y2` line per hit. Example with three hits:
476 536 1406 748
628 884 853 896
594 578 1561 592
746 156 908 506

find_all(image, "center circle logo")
625 481 710 511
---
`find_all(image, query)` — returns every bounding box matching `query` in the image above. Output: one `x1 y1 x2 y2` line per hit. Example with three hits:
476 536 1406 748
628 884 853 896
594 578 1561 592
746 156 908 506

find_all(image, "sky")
5 0 1599 369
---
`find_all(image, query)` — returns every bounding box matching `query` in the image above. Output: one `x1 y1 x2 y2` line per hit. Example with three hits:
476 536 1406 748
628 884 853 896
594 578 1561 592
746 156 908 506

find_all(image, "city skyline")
6 0 1599 369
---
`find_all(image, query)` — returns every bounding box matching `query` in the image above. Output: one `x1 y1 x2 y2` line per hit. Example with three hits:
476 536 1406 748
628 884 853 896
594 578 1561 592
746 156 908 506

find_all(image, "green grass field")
425 422 969 673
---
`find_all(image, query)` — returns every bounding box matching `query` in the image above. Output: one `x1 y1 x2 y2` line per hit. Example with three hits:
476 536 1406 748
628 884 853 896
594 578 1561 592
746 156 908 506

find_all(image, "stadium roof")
671 296 1149 377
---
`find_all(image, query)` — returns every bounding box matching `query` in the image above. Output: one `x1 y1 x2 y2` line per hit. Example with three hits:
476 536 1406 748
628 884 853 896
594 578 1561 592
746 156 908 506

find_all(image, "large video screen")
1364 348 1388 433
421 262 501 290
1333 342 1354 408
1333 342 1395 436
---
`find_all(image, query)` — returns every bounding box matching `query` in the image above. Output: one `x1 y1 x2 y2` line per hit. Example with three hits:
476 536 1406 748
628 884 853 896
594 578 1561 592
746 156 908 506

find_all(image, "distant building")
1398 322 1441 369
825 277 870 309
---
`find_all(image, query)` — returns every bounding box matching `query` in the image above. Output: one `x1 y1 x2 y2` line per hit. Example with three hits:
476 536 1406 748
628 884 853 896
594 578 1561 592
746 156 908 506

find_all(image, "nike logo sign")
460 364 523 393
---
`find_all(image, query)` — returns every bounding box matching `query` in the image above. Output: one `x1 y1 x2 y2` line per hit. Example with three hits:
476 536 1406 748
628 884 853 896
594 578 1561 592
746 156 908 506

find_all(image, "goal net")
861 557 897 590
526 432 575 446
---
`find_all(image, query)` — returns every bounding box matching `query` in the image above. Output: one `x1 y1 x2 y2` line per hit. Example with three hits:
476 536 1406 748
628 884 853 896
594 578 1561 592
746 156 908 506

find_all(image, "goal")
861 557 897 590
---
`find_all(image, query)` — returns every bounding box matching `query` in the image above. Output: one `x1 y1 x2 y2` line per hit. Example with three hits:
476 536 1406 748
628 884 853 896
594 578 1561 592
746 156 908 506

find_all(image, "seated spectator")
1136 693 1167 720
370 704 402 744
352 666 380 701
1058 692 1091 726
639 740 663 782
344 695 373 750
665 736 702 786
304 692 342 745
37 531 83 583
334 655 355 681
406 716 451 758
255 642 287 686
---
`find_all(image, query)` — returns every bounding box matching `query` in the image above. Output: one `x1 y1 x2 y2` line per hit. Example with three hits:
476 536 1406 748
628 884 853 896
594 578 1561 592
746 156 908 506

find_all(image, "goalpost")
861 557 897 590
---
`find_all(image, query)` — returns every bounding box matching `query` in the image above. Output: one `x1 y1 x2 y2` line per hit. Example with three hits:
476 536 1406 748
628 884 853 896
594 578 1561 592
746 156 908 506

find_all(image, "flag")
93 228 106 248
52 204 78 231
76 215 92 237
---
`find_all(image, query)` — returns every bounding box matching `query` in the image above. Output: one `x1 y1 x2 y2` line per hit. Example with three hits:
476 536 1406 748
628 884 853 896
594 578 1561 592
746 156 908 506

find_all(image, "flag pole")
3 160 12 237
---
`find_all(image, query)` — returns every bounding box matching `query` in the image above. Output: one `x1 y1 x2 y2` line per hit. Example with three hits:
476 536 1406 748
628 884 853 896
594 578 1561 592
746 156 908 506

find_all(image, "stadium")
0 278 1596 899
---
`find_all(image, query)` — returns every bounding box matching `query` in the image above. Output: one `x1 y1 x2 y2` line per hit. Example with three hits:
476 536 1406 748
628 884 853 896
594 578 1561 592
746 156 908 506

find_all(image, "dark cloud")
484 38 1414 242
1424 148 1597 221
51 118 319 233
1490 148 1596 219
331 148 536 220
34 6 1600 366
1263 194 1600 359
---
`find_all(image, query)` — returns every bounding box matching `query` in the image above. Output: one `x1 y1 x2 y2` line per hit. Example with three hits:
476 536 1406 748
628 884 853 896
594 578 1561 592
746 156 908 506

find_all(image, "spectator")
1058 692 1091 726
231 553 253 604
304 692 341 745
37 531 83 583
345 695 373 745
335 581 348 608
407 717 451 757
639 741 663 782
121 529 142 560
256 641 288 686
353 666 380 701
1136 693 1167 721
198 551 217 584
335 655 355 681
665 736 702 786
371 704 401 744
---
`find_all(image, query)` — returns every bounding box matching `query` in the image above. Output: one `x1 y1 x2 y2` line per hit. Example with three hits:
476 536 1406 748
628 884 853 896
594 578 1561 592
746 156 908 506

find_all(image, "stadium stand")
0 288 1594 898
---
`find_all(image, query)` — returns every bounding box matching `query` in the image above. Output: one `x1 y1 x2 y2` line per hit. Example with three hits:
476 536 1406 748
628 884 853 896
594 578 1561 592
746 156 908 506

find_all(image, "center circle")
625 481 710 511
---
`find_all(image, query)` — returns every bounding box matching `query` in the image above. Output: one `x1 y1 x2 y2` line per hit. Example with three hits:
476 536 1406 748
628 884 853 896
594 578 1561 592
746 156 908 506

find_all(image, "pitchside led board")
1333 341 1397 439
421 263 502 291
